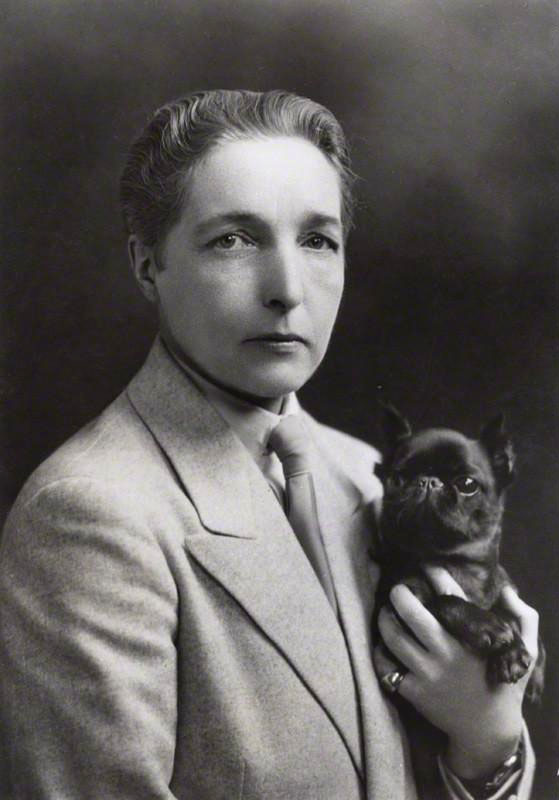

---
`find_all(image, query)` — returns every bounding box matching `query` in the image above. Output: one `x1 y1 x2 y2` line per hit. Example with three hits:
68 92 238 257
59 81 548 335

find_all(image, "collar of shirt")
168 351 300 498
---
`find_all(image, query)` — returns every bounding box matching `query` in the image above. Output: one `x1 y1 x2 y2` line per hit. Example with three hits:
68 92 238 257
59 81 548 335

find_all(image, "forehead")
181 136 343 224
394 429 492 474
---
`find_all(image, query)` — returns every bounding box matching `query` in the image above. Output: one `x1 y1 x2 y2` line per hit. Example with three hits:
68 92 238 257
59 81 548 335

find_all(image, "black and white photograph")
1 1 557 798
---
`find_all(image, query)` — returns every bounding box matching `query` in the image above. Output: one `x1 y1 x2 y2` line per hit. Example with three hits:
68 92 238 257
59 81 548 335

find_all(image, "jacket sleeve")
0 477 180 800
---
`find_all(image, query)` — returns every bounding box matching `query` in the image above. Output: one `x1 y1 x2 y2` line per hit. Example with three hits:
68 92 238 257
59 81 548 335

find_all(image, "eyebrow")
193 213 263 238
302 212 342 230
193 211 342 238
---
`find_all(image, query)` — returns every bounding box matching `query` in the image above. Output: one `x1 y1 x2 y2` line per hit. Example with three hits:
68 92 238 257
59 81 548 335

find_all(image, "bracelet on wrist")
444 739 524 799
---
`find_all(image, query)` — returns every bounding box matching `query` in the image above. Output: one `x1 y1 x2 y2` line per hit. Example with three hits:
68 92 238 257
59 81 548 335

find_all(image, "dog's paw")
465 614 516 654
487 631 532 685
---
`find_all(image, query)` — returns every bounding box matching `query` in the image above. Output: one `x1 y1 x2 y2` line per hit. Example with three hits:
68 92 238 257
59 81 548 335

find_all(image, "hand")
373 567 539 779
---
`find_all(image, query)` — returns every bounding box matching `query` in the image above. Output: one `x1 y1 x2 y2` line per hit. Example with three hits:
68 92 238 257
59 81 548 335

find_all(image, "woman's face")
151 136 345 409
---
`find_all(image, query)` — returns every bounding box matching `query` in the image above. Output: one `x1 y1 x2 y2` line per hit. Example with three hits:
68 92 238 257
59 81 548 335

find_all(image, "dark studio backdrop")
2 0 558 794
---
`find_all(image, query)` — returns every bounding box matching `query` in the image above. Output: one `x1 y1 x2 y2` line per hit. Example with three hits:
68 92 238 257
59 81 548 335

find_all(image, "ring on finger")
380 669 407 694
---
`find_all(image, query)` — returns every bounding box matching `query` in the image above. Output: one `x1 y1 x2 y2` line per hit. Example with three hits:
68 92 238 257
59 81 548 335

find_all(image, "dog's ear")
379 402 412 452
480 413 516 491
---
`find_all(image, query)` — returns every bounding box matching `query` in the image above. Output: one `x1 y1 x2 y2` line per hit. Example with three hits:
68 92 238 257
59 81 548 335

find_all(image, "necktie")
268 415 339 615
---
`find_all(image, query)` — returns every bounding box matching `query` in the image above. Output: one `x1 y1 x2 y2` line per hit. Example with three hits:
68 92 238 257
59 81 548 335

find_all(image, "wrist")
442 738 524 799
446 696 523 780
446 731 521 780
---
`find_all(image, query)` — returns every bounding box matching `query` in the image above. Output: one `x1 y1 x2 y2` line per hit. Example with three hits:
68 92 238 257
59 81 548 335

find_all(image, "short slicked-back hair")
120 89 355 251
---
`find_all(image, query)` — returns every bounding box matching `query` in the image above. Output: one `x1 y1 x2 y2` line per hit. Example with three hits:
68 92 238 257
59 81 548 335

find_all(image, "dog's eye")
454 476 479 495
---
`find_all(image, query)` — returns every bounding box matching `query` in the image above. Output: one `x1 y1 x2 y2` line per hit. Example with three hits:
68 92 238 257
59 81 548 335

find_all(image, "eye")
211 232 255 251
302 233 339 252
454 476 480 496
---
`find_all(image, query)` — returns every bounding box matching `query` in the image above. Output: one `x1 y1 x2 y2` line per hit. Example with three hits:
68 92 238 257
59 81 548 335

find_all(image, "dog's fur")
373 405 544 699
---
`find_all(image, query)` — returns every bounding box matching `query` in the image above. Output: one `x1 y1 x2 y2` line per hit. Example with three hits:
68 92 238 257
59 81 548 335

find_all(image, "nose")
262 244 304 311
417 476 444 490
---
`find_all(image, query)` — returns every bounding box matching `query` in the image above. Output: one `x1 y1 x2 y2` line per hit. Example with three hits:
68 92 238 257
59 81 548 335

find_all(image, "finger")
372 642 399 677
390 669 421 706
500 585 539 657
371 642 438 711
371 646 420 705
388 584 448 654
373 644 412 695
378 604 430 674
423 566 468 599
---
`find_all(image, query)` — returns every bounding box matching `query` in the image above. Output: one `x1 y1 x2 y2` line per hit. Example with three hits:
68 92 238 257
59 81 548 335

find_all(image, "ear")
128 235 159 303
378 401 412 452
479 413 516 491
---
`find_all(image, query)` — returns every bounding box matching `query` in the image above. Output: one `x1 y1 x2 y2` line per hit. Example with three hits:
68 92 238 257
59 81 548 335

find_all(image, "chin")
239 367 315 403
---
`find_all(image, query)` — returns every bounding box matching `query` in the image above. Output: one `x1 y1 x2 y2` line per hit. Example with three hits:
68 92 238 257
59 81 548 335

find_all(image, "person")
0 89 539 799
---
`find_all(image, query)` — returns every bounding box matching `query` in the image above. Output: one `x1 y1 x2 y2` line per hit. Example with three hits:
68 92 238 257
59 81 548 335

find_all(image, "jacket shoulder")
3 391 193 544
313 420 381 466
304 413 383 509
14 393 164 499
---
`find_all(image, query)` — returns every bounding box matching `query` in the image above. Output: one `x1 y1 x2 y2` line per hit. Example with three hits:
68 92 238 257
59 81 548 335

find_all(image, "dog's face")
375 407 515 557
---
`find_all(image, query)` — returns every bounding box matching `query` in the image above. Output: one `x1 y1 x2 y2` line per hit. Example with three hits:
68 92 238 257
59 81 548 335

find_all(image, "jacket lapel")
304 413 418 800
127 339 363 777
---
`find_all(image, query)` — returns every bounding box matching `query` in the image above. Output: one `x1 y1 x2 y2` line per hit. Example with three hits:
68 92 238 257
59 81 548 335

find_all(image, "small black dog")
373 404 544 699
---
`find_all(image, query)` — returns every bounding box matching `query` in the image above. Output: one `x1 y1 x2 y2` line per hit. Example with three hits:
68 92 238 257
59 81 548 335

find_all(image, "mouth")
246 332 307 343
244 332 308 350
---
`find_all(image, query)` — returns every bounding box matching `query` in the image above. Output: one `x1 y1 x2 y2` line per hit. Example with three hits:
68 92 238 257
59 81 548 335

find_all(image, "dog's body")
373 406 544 698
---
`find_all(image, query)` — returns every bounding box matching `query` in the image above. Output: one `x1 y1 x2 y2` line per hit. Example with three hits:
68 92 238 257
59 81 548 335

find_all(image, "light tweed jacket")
0 338 534 799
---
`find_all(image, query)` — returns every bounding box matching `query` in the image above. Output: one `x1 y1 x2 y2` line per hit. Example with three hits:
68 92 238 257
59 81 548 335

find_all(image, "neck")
161 335 286 413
